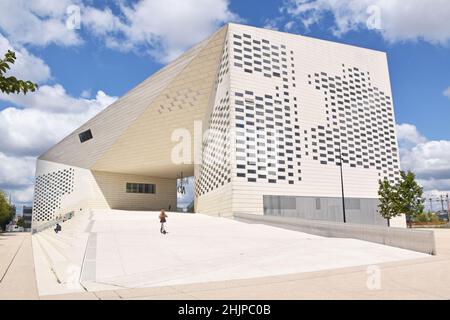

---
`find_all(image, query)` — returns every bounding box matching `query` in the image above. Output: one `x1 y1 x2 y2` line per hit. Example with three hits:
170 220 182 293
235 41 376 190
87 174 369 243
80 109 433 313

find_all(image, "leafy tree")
0 190 14 231
17 217 26 228
378 170 425 228
397 170 425 226
377 178 400 226
0 50 38 95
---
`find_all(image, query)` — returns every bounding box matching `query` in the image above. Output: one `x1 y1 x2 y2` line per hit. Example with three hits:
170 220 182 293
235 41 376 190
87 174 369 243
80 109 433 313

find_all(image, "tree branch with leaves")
0 190 14 232
0 50 38 95
377 178 400 227
397 170 425 227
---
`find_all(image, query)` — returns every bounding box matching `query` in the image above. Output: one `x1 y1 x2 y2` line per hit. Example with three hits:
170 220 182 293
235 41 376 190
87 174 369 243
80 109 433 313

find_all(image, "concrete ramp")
32 209 429 296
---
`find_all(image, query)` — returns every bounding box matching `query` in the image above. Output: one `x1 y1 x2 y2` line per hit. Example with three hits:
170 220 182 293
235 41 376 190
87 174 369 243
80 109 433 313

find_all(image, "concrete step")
32 235 86 296
33 234 67 284
31 210 95 296
34 233 86 288
40 232 89 264
40 232 74 250
42 229 83 243
35 233 69 262
40 219 91 257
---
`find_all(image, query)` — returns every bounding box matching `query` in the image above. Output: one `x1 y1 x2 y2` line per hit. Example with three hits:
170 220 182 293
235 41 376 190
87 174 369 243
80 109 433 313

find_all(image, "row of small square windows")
233 88 301 185
307 67 400 183
234 35 301 184
232 33 294 78
203 39 399 187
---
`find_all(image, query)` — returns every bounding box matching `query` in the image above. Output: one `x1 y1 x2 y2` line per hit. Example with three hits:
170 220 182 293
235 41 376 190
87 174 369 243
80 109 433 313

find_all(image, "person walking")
159 209 168 234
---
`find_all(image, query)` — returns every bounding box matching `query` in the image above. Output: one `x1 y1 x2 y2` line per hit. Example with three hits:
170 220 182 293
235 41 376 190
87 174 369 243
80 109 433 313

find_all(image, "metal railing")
31 211 75 234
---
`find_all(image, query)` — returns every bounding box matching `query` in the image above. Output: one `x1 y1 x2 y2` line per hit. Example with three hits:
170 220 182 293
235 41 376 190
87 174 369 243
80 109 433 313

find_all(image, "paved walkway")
0 225 449 300
0 233 39 299
43 228 450 300
32 210 427 296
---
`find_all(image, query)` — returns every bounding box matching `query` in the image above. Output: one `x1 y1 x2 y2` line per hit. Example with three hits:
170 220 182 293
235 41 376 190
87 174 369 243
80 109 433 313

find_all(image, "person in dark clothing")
54 223 62 233
159 209 168 234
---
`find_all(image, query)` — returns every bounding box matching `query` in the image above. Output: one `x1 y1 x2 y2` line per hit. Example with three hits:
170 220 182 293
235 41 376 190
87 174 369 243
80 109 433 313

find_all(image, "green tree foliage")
0 190 14 231
377 178 400 226
378 170 425 227
16 217 26 228
397 170 425 219
0 50 38 95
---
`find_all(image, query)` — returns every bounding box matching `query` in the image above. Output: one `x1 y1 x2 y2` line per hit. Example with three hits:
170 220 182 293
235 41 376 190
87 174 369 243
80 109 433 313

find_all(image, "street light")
446 194 449 221
337 140 346 223
440 195 445 212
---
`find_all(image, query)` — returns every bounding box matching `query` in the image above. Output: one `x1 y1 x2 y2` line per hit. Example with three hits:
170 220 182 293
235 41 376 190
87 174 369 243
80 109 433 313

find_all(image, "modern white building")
32 23 404 229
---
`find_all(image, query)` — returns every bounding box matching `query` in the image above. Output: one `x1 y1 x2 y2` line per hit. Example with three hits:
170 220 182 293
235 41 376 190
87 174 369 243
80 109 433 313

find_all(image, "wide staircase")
32 210 93 295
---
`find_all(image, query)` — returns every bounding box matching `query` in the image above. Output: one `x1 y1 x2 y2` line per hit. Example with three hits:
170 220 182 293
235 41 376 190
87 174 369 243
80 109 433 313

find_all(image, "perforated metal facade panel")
33 168 75 222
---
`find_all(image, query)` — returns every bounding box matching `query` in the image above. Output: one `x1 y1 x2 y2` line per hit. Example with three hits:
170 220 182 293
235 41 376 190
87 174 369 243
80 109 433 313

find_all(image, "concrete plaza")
1 211 449 300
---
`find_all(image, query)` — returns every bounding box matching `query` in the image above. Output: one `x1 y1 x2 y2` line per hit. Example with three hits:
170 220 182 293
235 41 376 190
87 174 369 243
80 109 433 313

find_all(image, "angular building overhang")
39 25 228 179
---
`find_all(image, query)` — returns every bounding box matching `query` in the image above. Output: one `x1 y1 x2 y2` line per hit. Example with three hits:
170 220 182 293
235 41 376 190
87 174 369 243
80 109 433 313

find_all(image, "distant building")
436 210 449 222
23 206 32 229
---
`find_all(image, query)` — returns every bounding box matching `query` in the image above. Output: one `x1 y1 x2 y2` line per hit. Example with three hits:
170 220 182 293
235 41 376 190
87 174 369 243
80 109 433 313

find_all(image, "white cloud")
83 0 240 62
396 123 427 148
263 18 281 31
1 1 240 63
80 89 91 99
0 0 82 47
283 0 450 44
0 154 35 205
0 84 116 114
401 140 450 179
11 185 35 205
443 87 450 99
0 34 51 84
398 124 450 193
284 21 296 31
0 4 120 205
0 89 117 157
82 6 124 37
0 86 117 203
0 153 35 189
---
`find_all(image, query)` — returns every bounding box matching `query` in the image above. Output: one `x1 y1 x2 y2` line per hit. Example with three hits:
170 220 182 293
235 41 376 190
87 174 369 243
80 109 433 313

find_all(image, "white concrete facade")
32 23 404 228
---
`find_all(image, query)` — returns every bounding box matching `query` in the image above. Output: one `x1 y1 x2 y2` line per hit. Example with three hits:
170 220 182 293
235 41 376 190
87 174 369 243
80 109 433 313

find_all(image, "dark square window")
79 129 93 143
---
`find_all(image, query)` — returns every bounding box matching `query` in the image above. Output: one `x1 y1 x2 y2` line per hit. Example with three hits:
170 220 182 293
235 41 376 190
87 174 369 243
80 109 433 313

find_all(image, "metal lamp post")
337 140 347 223
446 194 450 221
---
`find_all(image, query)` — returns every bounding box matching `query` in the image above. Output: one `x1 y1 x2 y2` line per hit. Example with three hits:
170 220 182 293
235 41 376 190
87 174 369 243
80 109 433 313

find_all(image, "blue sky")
0 0 449 207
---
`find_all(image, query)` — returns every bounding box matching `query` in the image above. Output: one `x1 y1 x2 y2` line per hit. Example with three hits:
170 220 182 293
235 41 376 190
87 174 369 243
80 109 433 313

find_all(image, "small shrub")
414 213 429 223
429 213 440 223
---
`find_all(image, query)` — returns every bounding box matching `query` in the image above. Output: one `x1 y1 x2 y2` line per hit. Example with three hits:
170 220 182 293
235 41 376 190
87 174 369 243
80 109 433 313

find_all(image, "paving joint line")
0 235 26 283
